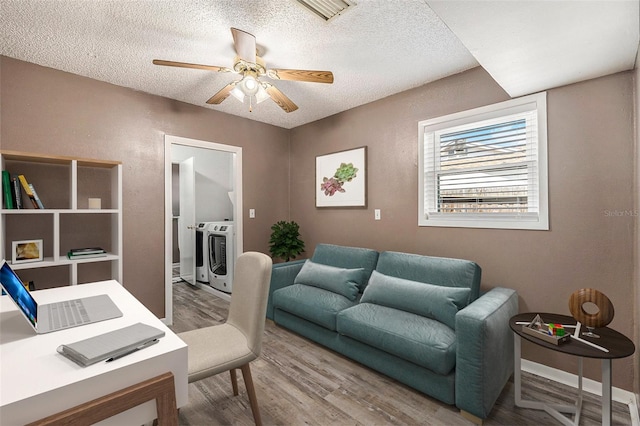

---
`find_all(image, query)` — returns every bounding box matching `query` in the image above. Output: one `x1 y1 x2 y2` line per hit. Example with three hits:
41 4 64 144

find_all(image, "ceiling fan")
153 27 334 113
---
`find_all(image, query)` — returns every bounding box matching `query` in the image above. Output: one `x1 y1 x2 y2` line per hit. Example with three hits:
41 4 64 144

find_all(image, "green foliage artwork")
320 162 359 196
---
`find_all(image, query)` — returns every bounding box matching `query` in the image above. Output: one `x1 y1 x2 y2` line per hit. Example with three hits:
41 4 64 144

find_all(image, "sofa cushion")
294 260 364 301
337 303 457 375
361 271 470 330
375 251 481 303
273 284 357 331
311 244 379 291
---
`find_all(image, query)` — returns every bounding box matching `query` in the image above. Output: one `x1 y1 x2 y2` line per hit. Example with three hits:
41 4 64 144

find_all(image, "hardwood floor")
169 281 633 425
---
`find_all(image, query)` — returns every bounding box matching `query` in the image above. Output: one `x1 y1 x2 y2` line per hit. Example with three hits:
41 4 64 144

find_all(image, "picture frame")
316 146 367 208
12 239 43 264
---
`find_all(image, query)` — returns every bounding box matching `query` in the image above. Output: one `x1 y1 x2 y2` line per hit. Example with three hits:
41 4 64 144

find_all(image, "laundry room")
171 142 237 297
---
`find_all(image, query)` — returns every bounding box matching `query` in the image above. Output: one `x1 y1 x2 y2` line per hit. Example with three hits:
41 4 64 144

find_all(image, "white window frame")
418 92 548 230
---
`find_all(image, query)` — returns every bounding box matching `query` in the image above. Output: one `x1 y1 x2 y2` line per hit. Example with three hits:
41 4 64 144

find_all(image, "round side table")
509 313 635 426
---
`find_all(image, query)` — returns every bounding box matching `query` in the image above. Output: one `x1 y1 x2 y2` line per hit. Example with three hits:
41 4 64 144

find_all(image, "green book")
2 171 14 209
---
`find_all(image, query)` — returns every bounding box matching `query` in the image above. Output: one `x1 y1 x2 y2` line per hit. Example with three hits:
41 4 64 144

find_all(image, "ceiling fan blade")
267 68 334 84
263 82 298 113
152 59 232 73
231 28 256 63
206 82 237 105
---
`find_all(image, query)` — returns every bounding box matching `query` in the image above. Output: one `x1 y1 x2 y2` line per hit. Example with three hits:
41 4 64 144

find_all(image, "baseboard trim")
193 282 232 302
522 359 639 425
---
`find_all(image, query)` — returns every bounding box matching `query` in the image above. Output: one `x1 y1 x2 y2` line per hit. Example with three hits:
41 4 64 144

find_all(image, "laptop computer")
0 259 123 333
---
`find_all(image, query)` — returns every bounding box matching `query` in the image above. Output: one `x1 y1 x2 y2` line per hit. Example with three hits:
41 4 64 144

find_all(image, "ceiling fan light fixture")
239 75 260 96
230 78 269 108
230 85 245 102
255 84 270 104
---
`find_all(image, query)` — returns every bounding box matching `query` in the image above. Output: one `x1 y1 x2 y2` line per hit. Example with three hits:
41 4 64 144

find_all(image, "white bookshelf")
1 150 122 286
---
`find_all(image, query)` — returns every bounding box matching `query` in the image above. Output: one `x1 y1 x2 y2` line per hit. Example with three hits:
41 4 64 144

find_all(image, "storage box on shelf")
0 150 122 286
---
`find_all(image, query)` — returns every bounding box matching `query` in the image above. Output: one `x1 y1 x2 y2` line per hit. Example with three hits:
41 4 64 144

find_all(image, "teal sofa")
267 244 518 422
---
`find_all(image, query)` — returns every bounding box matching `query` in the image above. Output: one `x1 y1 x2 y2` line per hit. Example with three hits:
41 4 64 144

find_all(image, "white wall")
171 144 234 222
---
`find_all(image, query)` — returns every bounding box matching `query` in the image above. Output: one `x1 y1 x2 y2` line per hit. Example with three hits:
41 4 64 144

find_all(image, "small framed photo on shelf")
12 239 43 264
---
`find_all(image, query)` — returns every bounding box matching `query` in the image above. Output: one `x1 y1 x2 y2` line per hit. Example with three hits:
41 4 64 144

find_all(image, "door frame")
164 135 243 324
178 156 196 285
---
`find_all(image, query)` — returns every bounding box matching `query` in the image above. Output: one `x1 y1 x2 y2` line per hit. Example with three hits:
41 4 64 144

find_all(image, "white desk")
0 280 188 425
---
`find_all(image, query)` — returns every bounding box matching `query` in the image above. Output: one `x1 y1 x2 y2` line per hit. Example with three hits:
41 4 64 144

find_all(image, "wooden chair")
27 372 178 426
178 251 272 426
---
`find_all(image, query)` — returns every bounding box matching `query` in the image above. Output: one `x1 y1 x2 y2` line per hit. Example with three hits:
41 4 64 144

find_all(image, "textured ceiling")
0 0 478 129
1 1 638 129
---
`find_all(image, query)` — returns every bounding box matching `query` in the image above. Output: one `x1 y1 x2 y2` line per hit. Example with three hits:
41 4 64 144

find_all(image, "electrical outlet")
249 209 255 218
374 209 381 220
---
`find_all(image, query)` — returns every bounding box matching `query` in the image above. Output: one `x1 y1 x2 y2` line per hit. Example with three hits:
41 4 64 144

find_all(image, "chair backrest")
227 251 273 357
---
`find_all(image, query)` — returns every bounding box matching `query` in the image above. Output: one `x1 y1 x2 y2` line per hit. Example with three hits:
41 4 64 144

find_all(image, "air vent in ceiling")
294 0 356 22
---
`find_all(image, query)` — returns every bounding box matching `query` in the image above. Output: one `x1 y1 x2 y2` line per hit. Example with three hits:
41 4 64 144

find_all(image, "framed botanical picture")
12 239 43 264
316 146 367 208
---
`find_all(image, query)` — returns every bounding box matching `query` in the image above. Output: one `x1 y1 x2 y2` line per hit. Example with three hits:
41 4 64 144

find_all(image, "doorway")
164 135 243 324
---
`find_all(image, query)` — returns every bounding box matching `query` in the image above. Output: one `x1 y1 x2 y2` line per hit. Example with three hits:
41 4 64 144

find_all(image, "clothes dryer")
195 222 216 283
207 222 235 293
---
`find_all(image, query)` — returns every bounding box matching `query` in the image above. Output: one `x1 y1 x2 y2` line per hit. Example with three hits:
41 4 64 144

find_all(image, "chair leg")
240 363 262 426
230 369 239 396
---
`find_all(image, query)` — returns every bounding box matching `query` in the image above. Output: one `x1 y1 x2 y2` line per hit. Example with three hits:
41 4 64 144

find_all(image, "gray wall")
1 56 637 393
0 56 291 317
290 67 637 392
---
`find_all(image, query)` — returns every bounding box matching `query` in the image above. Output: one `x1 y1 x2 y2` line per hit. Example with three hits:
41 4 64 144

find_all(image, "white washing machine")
207 221 235 293
195 222 216 283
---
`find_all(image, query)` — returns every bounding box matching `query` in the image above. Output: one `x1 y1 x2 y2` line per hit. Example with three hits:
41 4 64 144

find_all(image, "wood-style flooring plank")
170 281 633 425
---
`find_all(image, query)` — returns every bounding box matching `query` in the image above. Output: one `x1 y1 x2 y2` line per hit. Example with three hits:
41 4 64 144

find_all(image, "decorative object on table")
12 239 43 264
520 313 570 345
67 247 107 260
568 288 614 338
268 221 304 262
88 197 102 209
316 146 367 208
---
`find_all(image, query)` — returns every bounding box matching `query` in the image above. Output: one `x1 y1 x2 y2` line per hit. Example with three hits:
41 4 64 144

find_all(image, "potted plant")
269 220 305 262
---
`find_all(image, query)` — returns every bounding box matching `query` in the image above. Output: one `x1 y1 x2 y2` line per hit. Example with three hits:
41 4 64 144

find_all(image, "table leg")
514 335 523 405
513 335 580 426
602 359 612 426
575 357 583 425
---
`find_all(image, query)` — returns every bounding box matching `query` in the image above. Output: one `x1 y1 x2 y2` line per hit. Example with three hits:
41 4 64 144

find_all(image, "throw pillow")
294 260 364 301
360 271 471 329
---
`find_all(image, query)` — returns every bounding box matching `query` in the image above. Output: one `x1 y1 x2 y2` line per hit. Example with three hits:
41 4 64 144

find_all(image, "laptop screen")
0 260 37 327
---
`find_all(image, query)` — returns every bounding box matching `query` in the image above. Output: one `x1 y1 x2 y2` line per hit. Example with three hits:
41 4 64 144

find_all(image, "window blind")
419 92 547 230
424 111 539 217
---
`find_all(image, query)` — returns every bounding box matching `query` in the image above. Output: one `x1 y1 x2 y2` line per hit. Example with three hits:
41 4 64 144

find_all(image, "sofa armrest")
455 287 518 420
266 259 306 320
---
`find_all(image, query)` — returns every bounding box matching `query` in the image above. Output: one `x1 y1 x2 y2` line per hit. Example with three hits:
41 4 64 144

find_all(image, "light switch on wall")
374 209 381 220
249 209 255 218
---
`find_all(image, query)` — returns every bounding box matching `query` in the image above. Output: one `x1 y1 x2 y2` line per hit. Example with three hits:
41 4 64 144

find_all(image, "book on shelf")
18 175 39 209
28 184 45 209
2 171 14 209
11 175 22 209
67 252 108 260
69 247 106 255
